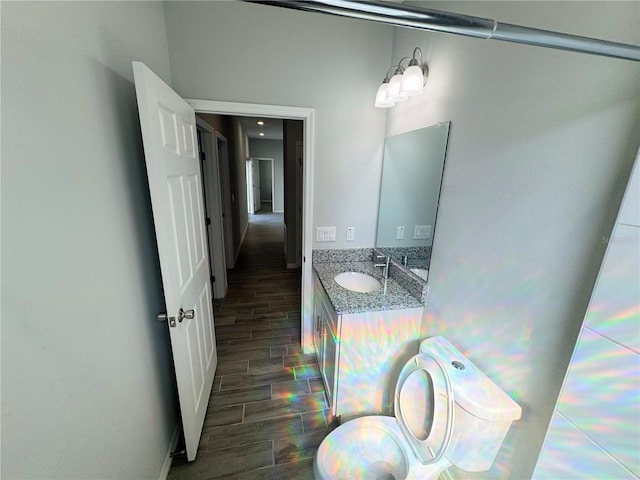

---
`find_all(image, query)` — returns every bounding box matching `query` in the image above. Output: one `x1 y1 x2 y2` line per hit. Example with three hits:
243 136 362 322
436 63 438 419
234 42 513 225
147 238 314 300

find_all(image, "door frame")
215 131 235 269
250 157 276 212
187 99 315 353
196 116 228 299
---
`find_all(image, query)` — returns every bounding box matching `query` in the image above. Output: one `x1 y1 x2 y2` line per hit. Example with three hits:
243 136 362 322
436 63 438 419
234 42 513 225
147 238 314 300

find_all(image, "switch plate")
396 226 405 240
316 227 336 242
346 227 355 241
414 225 432 239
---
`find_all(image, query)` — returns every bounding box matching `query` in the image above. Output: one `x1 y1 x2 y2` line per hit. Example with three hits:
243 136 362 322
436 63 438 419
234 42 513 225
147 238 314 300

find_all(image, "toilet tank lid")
420 337 522 422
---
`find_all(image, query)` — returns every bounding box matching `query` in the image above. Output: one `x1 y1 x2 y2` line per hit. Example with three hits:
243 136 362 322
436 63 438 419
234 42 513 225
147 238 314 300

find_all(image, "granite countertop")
313 261 424 315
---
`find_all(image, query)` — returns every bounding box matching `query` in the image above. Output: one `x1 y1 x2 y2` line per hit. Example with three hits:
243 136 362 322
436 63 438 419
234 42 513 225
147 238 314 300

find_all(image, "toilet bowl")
313 336 522 480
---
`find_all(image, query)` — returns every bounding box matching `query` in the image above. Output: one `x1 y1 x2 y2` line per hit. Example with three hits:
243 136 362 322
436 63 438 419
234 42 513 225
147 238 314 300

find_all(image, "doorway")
188 99 315 354
196 118 228 299
246 157 277 215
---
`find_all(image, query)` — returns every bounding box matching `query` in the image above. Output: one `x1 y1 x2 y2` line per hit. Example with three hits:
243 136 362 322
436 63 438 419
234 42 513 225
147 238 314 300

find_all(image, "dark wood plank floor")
168 208 337 480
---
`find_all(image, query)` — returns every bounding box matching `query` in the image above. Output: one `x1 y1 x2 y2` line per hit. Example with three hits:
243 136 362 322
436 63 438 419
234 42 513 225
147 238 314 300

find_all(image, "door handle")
178 308 195 322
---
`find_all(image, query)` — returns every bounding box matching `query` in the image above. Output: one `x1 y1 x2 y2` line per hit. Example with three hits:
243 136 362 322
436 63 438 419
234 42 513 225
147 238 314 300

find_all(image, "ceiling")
237 116 283 141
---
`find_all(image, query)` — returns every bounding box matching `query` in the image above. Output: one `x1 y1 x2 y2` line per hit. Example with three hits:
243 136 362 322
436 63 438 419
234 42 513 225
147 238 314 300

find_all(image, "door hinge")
199 152 206 161
205 217 211 225
210 275 215 283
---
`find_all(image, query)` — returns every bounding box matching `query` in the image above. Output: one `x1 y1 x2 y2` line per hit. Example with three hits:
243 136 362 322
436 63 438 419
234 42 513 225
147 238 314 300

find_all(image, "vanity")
309 121 451 419
312 250 425 418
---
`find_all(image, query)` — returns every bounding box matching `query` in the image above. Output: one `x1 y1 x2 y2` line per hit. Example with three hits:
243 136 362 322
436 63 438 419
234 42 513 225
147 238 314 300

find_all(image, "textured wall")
163 0 393 249
2 2 179 479
387 2 640 478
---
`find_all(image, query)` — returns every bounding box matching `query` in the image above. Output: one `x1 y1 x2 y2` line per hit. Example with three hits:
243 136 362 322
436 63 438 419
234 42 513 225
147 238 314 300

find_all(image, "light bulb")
374 82 395 108
386 74 408 102
399 64 424 96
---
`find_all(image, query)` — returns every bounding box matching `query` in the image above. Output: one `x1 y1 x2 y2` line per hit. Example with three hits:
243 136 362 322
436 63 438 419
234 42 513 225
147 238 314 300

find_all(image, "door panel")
133 61 216 461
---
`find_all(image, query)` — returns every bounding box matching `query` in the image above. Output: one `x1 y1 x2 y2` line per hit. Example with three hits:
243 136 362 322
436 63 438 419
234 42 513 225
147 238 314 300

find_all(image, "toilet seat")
314 354 455 480
394 354 455 465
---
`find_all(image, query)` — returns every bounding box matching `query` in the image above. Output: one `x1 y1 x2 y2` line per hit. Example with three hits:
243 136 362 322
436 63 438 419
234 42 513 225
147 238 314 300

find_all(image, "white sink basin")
410 268 429 281
334 272 382 293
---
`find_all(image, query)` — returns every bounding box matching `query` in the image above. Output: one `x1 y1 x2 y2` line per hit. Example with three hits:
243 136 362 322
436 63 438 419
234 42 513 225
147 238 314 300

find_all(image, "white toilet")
313 336 522 480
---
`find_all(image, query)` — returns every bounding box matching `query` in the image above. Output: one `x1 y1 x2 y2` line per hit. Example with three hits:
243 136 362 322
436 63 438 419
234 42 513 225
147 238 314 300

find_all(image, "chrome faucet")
374 254 390 279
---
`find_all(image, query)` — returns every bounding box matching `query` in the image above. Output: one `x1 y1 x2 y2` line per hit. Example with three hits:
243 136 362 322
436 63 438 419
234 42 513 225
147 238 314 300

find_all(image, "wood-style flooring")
168 207 337 480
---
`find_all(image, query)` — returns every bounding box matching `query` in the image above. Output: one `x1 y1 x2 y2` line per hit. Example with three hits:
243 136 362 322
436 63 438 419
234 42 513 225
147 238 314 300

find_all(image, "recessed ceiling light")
257 121 265 125
259 132 265 136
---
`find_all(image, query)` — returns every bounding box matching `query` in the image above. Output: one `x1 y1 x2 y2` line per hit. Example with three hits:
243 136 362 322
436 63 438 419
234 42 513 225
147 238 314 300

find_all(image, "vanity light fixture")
259 132 265 136
375 47 428 108
257 120 265 125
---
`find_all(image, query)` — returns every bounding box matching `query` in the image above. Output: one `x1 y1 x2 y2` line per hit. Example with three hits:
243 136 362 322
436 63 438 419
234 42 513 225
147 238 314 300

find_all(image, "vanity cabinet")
313 272 423 417
313 274 339 406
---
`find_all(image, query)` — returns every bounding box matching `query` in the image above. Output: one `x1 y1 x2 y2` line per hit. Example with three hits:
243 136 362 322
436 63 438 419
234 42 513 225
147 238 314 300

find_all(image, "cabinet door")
322 321 338 410
313 298 323 357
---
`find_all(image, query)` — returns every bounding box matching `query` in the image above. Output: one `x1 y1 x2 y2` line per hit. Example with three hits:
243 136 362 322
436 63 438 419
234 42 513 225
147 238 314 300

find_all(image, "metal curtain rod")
243 0 640 62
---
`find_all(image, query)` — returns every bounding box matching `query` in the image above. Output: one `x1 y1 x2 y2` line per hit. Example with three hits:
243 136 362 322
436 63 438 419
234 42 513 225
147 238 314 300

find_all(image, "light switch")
346 227 355 241
316 227 336 242
396 226 405 240
414 225 432 239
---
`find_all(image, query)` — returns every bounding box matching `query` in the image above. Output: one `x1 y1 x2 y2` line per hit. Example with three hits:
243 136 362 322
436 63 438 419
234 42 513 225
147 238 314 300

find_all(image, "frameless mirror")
375 122 450 283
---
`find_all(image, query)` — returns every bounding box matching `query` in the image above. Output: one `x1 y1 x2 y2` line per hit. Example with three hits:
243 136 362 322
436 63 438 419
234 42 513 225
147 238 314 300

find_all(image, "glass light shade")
399 64 424 96
374 83 395 108
386 74 408 102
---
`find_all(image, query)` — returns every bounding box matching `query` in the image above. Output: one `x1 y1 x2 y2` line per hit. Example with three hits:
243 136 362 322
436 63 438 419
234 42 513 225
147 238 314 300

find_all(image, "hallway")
168 210 336 479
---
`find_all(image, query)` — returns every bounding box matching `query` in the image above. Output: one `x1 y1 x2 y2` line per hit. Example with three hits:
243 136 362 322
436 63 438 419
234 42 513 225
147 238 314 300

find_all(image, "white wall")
163 0 393 249
387 2 640 479
1 2 179 478
249 138 284 212
534 152 640 479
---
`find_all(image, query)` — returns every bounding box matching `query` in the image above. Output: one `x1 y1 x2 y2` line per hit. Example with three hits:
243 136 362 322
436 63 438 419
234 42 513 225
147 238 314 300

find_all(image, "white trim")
213 131 234 269
188 99 312 120
186 99 315 354
158 424 181 480
196 116 228 299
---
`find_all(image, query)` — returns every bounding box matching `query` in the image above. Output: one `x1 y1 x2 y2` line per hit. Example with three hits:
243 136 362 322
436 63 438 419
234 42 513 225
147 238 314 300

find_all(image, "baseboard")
158 424 181 480
273 209 284 213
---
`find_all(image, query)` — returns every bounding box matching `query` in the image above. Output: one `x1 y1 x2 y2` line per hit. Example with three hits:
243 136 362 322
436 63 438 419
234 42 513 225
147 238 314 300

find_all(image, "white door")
246 159 255 214
133 61 216 461
253 160 261 212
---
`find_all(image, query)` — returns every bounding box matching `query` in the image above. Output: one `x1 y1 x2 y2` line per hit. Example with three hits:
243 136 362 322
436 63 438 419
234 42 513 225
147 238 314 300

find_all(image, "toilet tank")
420 337 522 472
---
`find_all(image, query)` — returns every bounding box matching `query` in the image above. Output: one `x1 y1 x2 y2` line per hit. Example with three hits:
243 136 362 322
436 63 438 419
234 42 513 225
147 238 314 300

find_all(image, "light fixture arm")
383 65 398 82
408 47 423 67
